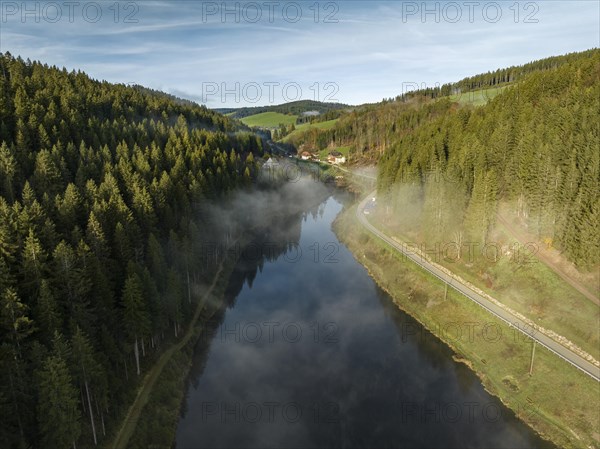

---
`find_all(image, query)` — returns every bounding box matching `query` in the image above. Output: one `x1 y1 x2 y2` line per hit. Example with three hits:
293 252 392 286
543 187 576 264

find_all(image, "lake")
176 179 553 449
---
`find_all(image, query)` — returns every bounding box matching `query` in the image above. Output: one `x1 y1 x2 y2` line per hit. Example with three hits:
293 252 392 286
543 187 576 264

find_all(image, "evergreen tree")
463 170 498 245
121 272 150 376
37 355 81 449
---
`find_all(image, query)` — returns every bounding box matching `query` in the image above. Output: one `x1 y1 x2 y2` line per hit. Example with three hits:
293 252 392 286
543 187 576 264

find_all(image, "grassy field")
240 111 297 128
448 85 509 106
334 202 600 449
295 118 339 132
281 118 339 141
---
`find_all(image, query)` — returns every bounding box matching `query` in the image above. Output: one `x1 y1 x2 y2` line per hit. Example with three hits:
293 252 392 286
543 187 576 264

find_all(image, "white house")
327 151 346 165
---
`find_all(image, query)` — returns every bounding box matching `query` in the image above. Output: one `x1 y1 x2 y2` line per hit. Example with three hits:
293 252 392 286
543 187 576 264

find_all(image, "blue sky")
1 1 598 107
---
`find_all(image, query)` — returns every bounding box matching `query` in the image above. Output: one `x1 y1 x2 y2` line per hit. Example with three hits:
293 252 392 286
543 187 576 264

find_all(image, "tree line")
0 52 264 448
396 48 599 101
291 49 600 269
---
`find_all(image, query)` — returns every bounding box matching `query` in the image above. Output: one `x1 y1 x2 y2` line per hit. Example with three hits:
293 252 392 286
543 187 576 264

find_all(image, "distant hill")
214 100 351 120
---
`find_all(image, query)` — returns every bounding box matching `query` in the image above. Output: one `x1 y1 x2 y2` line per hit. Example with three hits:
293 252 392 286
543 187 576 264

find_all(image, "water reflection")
176 184 554 449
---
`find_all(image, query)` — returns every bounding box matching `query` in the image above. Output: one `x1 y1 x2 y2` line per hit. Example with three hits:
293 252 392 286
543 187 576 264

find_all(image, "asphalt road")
356 192 600 382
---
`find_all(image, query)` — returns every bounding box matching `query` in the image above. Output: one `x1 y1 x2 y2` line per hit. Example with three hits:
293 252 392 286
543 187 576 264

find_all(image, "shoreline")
331 199 598 449
110 247 239 449
109 174 595 449
353 250 558 446
120 179 336 448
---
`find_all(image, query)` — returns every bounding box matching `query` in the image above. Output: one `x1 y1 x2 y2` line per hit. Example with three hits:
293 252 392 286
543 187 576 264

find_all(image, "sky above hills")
1 1 598 107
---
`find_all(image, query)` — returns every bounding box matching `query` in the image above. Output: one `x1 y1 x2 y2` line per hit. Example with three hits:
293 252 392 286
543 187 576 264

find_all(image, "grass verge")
334 202 600 449
370 213 600 361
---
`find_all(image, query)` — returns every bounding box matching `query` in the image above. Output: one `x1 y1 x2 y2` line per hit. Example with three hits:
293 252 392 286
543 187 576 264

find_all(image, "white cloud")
1 1 598 106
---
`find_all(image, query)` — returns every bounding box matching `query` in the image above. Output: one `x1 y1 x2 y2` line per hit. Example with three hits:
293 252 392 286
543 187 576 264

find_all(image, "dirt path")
111 261 227 449
496 214 599 306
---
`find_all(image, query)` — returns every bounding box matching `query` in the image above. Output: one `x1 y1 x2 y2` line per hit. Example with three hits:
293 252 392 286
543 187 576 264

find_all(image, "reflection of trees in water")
331 188 357 208
225 208 304 305
180 183 554 449
186 311 225 392
181 183 333 420
221 181 336 306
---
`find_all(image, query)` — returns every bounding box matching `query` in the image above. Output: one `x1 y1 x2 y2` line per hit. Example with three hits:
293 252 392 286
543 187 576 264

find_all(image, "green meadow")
240 111 298 128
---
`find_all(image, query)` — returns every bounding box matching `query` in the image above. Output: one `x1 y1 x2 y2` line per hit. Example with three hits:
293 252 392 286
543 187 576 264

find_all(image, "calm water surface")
176 186 553 449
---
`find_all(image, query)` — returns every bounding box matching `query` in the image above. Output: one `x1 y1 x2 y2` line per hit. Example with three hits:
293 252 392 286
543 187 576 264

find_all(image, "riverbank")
333 201 600 449
109 247 239 449
110 177 337 449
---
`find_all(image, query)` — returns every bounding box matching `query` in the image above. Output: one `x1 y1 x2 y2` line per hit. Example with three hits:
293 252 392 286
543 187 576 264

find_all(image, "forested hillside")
293 49 600 269
0 53 263 448
398 49 599 100
216 99 350 119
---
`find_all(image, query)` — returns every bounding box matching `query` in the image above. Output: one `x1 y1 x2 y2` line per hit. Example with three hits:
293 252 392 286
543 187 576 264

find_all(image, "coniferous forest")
292 49 600 269
0 52 264 448
1 45 599 449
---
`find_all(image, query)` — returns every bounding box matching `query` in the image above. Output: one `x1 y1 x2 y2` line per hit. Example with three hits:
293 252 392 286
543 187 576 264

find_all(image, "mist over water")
175 180 554 449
